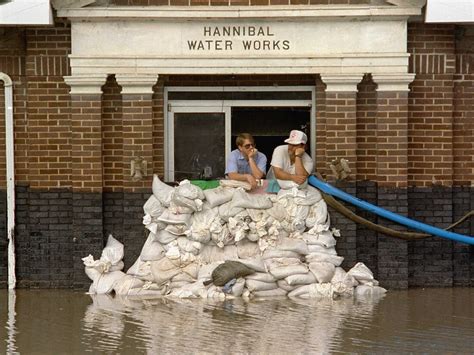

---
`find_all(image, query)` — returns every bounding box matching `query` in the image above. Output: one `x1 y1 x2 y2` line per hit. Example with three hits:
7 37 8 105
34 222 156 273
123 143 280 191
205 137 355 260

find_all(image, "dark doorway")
231 107 311 173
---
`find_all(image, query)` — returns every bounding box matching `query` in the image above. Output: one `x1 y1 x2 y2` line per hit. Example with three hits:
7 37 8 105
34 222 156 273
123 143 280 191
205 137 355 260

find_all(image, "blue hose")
308 175 474 246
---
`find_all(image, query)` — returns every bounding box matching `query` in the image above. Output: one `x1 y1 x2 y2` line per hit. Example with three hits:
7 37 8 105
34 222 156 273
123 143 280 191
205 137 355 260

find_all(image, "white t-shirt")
270 145 314 175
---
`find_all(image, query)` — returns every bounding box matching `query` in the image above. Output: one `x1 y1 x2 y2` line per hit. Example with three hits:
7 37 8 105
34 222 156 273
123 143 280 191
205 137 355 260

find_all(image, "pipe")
1 72 16 289
308 175 474 246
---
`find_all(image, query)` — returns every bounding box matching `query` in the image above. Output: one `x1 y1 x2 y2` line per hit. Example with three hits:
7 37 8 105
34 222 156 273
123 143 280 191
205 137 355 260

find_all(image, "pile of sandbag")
83 175 386 300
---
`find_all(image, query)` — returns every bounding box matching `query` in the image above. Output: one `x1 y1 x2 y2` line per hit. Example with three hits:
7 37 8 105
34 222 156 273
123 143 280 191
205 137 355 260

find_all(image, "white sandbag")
285 272 317 286
169 280 192 290
175 179 205 200
246 279 278 292
197 261 224 281
218 201 245 221
108 261 124 272
245 272 276 283
306 252 344 266
150 257 181 285
230 188 272 210
172 272 196 283
347 262 374 282
83 255 112 275
158 209 192 225
262 249 300 260
265 258 308 280
169 200 196 215
288 284 311 298
236 240 261 259
198 245 239 264
307 244 338 255
308 262 336 283
181 262 200 280
231 278 246 297
140 234 166 262
168 280 209 299
232 258 266 273
113 275 145 295
277 279 298 292
308 283 335 299
176 237 201 255
252 288 287 298
354 285 387 298
100 235 124 266
165 224 189 236
266 203 289 222
84 266 101 283
331 267 358 296
94 270 126 294
143 195 164 217
203 187 235 208
126 259 154 282
276 238 309 255
210 219 233 248
220 179 252 191
152 174 174 206
152 230 178 244
186 208 218 243
294 185 323 206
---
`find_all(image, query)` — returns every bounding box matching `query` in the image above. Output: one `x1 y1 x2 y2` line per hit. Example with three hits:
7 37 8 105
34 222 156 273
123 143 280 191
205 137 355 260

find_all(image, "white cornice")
64 74 107 94
58 5 423 21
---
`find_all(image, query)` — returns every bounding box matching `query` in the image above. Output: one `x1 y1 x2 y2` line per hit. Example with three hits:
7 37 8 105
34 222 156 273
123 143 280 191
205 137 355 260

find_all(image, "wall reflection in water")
82 294 383 354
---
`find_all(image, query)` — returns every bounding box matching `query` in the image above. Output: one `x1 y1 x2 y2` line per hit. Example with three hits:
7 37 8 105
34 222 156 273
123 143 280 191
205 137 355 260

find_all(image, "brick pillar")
320 74 363 270
373 74 414 289
65 75 107 288
115 75 158 267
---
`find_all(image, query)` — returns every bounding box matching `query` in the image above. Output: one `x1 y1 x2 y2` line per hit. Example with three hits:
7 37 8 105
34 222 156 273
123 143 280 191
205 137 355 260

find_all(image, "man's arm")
247 149 266 179
273 166 307 185
294 147 310 177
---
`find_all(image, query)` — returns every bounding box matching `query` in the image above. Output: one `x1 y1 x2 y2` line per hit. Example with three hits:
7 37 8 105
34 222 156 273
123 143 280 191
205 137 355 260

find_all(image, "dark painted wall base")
0 184 473 289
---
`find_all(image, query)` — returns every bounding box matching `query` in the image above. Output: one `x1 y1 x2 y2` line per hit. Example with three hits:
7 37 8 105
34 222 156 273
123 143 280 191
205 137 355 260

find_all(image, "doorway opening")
165 86 315 181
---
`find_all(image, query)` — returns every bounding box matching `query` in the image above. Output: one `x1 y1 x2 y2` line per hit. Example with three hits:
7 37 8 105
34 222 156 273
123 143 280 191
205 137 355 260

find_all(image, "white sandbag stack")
84 175 386 300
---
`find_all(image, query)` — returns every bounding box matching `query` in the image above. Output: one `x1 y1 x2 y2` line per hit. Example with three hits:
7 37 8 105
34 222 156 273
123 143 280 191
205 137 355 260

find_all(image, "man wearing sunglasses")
270 129 313 188
225 133 267 189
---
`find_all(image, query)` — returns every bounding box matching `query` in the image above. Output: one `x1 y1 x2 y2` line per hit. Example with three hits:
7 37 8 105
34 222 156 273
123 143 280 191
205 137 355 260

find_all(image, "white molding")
63 74 107 94
320 74 364 92
115 75 158 95
372 73 416 92
68 54 410 76
58 5 423 20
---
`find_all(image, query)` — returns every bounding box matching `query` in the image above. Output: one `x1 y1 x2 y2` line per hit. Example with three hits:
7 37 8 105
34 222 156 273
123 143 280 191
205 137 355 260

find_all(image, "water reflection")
82 294 384 354
1 289 473 354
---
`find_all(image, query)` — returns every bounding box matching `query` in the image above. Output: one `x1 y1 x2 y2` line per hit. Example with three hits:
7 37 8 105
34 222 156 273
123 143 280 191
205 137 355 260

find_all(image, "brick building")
0 0 473 289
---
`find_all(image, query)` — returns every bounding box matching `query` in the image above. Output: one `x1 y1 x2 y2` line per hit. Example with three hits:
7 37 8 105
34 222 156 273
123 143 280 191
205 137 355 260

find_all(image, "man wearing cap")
270 130 314 187
225 133 267 189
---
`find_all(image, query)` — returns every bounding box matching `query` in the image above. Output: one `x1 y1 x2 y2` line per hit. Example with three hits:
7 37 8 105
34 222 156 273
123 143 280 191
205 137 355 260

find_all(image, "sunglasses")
243 143 255 149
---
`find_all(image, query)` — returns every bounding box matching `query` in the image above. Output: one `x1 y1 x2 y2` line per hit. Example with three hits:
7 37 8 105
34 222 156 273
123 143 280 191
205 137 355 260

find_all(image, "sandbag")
203 186 235 208
152 174 174 206
152 230 178 244
285 272 317 286
305 252 344 266
347 262 374 282
140 234 166 262
308 262 336 283
230 188 272 210
143 195 164 217
205 260 255 286
245 279 278 292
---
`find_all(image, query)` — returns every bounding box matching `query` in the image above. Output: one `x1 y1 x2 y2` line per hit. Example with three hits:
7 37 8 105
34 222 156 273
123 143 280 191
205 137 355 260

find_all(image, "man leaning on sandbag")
225 133 267 189
269 130 314 189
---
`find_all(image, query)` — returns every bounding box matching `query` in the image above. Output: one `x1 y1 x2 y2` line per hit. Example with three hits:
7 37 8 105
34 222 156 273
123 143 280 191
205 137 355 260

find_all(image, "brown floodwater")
1 288 473 354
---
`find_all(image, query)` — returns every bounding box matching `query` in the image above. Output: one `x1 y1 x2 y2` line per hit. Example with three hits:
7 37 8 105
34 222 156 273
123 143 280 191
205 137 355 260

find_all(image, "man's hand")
245 174 257 189
294 147 305 157
291 174 307 185
248 147 257 159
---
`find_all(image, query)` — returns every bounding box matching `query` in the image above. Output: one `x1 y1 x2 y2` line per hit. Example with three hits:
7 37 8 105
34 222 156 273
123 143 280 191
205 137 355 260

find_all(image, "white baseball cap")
284 130 307 145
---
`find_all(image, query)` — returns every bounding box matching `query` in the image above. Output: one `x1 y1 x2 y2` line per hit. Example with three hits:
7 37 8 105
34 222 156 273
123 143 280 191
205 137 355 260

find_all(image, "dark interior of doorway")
231 107 311 173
